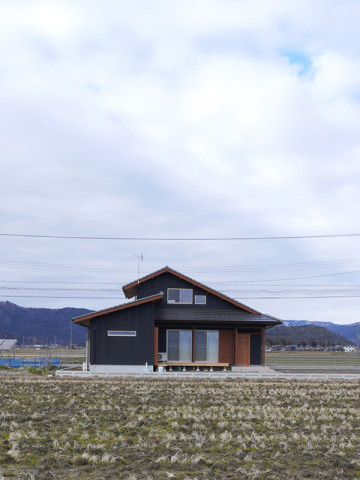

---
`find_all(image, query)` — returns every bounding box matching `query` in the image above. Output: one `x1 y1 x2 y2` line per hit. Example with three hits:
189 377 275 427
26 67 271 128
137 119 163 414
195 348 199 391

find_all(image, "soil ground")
0 375 359 479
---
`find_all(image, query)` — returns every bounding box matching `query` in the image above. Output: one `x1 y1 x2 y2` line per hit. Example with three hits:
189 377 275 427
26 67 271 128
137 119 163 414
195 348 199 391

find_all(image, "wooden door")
219 330 234 364
235 332 250 366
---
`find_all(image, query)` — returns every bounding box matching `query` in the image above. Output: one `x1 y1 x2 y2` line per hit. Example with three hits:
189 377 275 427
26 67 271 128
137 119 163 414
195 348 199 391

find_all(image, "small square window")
195 295 206 305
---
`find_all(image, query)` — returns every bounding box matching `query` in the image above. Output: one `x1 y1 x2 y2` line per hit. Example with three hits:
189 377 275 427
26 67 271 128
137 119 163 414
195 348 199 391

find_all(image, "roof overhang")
154 309 281 327
73 293 163 327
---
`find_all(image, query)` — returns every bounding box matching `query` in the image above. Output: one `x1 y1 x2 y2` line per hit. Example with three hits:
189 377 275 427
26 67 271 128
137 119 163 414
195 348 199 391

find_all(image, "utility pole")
70 319 73 350
134 253 143 299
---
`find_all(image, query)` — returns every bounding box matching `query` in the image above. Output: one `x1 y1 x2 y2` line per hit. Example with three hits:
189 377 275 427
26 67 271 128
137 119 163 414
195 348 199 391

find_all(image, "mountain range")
0 301 90 345
266 324 352 346
0 301 358 346
285 320 359 345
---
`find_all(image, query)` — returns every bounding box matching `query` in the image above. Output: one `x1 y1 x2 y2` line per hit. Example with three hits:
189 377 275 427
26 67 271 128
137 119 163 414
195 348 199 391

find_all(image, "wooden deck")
156 362 229 371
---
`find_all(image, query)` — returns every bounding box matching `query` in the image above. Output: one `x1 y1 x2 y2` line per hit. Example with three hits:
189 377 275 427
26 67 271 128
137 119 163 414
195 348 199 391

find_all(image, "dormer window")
167 288 193 304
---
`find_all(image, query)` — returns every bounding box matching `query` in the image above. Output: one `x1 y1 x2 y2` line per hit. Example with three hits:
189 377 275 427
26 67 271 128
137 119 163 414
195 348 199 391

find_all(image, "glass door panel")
207 331 219 362
195 330 219 362
179 330 192 361
167 330 192 361
195 331 207 361
167 330 180 361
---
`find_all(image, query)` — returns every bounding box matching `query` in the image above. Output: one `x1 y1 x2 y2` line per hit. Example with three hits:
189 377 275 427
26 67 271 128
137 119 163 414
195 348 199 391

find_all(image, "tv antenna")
135 253 143 285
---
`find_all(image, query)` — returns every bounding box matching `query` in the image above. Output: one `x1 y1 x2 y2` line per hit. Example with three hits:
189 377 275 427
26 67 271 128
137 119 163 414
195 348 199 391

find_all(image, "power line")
1 232 360 241
2 293 360 300
228 271 360 282
2 257 360 273
235 295 360 299
0 295 123 299
2 285 360 299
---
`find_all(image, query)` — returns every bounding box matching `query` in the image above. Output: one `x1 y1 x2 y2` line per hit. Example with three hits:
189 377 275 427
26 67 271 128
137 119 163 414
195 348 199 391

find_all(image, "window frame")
167 288 193 304
194 295 206 305
107 331 136 337
166 329 192 362
195 330 219 362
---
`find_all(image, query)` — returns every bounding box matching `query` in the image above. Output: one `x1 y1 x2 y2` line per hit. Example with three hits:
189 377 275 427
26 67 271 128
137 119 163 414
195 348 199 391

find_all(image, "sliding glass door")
195 331 219 362
167 329 219 362
167 330 192 361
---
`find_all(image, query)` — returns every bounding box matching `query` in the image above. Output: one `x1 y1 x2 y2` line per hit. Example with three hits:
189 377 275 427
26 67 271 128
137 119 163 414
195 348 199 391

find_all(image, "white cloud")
0 1 360 323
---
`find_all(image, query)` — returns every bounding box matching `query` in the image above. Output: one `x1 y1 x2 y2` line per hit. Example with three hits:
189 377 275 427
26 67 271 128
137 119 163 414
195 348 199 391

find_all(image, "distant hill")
1 301 358 348
0 301 91 345
285 320 360 344
266 324 352 346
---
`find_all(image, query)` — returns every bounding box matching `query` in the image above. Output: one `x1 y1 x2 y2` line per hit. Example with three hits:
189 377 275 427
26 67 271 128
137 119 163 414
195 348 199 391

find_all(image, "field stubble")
10 349 86 366
0 376 359 479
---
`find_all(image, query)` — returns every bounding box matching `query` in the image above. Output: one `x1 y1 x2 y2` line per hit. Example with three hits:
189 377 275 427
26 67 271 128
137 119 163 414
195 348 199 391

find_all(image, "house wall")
156 325 264 365
235 333 250 365
139 273 265 366
219 329 234 364
137 272 241 311
234 330 264 366
89 303 155 365
250 334 262 365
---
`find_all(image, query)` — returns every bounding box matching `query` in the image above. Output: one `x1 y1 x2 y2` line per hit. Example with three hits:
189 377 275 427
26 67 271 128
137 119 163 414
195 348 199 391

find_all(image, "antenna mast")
134 253 144 299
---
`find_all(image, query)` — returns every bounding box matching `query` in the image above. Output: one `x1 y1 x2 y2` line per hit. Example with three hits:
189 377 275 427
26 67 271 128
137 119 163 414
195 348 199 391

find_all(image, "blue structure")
0 358 60 368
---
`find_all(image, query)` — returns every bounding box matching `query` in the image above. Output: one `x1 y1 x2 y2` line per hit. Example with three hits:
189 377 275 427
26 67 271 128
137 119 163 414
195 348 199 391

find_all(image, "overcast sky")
1 1 360 325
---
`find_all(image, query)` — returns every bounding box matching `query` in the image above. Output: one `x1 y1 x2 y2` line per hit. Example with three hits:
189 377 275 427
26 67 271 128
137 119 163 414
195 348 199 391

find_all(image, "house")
73 266 281 373
343 346 356 353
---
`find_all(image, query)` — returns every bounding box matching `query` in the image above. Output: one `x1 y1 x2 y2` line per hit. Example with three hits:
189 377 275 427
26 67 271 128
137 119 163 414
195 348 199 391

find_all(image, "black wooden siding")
250 334 262 365
90 303 155 365
137 272 243 311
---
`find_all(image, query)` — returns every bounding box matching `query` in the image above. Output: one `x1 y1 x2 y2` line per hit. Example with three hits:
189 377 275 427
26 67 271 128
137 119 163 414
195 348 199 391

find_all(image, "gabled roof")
122 266 260 315
73 293 163 327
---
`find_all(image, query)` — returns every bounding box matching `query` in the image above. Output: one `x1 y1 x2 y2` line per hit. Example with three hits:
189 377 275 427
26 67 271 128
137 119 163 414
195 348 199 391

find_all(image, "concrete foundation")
89 364 153 374
231 366 276 374
55 369 360 379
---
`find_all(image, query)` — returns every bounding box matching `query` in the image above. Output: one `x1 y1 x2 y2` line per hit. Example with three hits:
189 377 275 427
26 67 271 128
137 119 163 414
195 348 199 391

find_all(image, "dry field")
0 376 359 480
10 349 86 365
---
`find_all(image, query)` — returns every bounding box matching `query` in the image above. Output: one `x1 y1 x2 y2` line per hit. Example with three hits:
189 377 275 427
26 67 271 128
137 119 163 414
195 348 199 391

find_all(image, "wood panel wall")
235 332 250 366
219 329 234 364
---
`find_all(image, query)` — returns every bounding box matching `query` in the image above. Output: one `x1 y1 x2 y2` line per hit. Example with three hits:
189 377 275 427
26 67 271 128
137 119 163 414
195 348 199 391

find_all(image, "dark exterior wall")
158 327 167 352
250 334 262 365
236 327 262 333
137 272 242 311
89 303 155 365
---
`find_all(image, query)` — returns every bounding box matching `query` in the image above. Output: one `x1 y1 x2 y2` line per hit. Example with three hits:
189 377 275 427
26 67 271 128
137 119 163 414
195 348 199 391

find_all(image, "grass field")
266 351 360 368
0 376 360 479
6 349 360 370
